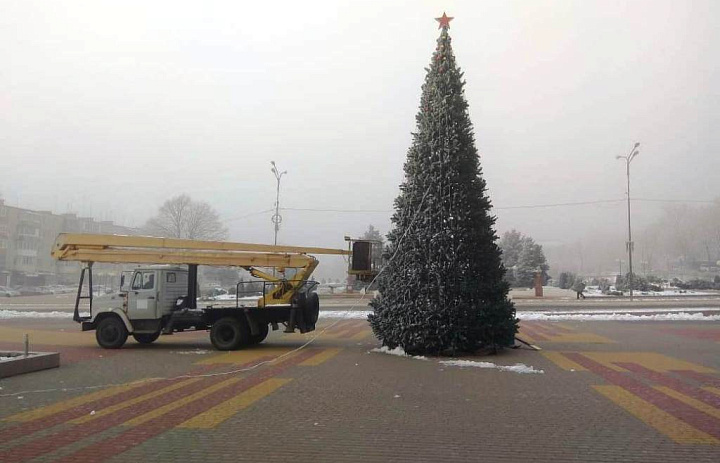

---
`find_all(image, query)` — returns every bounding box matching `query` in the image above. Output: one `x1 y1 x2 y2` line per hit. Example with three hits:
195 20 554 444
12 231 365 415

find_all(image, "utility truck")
51 234 375 350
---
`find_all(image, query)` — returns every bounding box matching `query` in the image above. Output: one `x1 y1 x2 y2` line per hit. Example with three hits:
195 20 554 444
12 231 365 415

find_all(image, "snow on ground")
1 355 20 361
171 350 212 355
583 286 710 298
371 347 543 373
0 310 75 319
519 311 720 321
440 360 544 374
321 310 720 321
2 308 719 322
321 310 369 319
370 346 427 360
204 294 261 302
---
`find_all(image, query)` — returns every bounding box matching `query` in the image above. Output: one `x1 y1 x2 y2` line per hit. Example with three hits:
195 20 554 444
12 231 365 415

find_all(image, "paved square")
1 316 719 462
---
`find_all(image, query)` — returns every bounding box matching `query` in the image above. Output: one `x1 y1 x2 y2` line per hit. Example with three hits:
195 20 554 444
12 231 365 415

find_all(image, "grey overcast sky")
2 0 719 277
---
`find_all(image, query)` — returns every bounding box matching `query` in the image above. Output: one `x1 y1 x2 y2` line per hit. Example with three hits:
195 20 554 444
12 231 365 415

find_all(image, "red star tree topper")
435 12 453 29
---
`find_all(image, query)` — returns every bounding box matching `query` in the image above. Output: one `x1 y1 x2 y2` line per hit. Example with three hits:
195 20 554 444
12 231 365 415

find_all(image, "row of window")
15 256 35 265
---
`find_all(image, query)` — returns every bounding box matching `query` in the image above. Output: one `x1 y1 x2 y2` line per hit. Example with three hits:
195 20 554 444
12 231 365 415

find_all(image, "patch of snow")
530 307 719 315
518 312 720 321
584 287 711 298
0 356 18 361
322 309 720 322
440 360 544 374
371 346 427 360
172 350 212 355
0 310 74 319
320 310 370 319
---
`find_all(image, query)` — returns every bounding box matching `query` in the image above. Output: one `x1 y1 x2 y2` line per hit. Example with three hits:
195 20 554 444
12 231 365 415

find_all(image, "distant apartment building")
0 198 136 286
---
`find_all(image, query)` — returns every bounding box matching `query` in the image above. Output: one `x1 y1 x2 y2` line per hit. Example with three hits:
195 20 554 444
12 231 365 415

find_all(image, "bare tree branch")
143 194 228 241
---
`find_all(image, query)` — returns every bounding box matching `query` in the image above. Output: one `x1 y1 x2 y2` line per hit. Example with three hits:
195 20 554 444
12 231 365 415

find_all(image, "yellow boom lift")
51 233 374 350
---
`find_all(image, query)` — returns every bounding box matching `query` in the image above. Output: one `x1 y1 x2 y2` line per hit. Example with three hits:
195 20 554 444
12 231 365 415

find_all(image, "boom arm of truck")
52 233 348 310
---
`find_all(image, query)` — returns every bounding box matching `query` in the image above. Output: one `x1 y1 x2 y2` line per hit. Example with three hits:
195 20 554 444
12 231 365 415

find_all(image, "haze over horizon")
2 0 718 279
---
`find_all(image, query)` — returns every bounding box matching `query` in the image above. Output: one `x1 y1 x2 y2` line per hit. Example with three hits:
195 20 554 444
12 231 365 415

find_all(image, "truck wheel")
96 316 128 349
304 293 320 329
133 332 161 344
249 323 269 345
210 317 249 351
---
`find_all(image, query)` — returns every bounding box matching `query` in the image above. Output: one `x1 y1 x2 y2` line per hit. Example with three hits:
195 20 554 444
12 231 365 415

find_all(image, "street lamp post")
616 142 640 301
270 161 287 246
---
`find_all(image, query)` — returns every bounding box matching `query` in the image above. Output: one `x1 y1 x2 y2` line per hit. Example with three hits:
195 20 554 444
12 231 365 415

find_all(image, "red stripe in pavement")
662 329 720 342
53 348 321 463
0 360 269 463
672 370 720 388
337 322 369 339
328 320 359 336
0 362 224 444
518 325 549 341
615 363 720 409
524 323 557 337
539 322 573 334
564 353 720 439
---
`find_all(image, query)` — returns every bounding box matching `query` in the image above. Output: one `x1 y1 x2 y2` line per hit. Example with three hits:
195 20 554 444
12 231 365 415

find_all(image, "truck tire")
133 332 161 344
210 317 249 351
96 316 128 349
304 293 320 329
249 323 269 345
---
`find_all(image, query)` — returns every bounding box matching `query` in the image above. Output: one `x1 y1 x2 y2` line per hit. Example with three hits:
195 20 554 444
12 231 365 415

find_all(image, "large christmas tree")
369 14 517 355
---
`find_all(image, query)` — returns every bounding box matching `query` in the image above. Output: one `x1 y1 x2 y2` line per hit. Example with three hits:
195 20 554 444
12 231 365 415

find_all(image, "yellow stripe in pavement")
177 378 291 429
593 385 718 444
3 383 145 423
583 352 715 373
350 330 372 341
549 333 615 344
0 326 93 347
122 377 240 427
69 378 202 424
654 386 720 420
299 348 342 366
703 387 720 397
541 352 587 371
196 347 296 365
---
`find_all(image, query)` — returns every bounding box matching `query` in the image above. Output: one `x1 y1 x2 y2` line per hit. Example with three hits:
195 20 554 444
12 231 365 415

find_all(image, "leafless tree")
144 194 228 241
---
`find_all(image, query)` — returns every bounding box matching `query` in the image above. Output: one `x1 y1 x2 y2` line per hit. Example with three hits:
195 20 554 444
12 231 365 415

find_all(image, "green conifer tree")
369 14 517 355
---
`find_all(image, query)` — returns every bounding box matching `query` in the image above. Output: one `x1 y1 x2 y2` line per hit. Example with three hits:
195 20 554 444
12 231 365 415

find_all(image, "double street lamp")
616 142 640 301
270 161 287 246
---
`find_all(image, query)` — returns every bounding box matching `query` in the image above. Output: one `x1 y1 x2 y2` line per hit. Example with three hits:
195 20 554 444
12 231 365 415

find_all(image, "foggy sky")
2 0 719 279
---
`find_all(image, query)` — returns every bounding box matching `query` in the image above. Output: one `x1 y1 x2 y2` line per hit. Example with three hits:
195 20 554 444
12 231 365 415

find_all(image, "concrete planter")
0 351 60 378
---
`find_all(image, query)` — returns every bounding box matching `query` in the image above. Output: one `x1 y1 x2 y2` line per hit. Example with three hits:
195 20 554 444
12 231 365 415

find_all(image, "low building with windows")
0 198 136 287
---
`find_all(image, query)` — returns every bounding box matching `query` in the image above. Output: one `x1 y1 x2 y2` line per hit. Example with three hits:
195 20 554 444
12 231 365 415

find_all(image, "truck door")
127 271 158 320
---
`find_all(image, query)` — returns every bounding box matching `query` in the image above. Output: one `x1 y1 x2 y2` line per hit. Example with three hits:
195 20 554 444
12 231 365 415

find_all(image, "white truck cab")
90 266 190 347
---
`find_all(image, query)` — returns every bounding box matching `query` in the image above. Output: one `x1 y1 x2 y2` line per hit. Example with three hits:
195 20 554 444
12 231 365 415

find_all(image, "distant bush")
557 272 576 290
674 279 720 290
616 273 663 292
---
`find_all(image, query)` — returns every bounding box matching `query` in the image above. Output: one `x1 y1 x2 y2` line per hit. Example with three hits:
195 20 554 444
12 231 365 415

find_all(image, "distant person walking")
573 280 586 300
